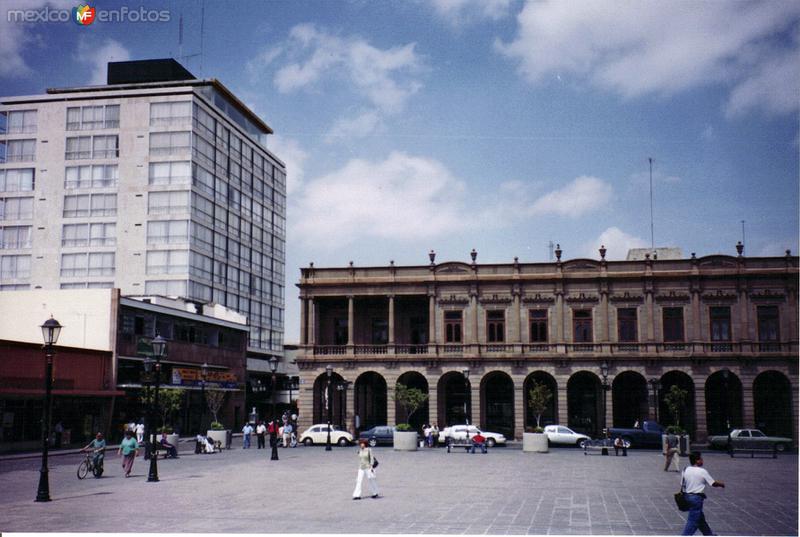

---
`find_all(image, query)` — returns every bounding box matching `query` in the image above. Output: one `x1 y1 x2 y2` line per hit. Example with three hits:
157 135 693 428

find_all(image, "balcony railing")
305 341 798 358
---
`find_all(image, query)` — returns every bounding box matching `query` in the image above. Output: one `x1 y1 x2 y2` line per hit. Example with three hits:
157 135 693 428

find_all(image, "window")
0 168 34 192
0 254 31 278
149 161 190 185
62 224 89 247
371 319 388 345
149 131 190 155
90 193 117 216
572 309 593 342
190 251 212 280
445 310 462 343
757 306 779 342
60 253 88 277
148 191 189 215
65 165 118 188
89 222 116 246
191 193 214 224
334 318 348 345
0 197 33 220
65 135 118 159
190 222 212 250
147 220 189 245
92 135 119 158
88 252 115 276
146 250 189 275
709 306 731 341
2 139 36 162
144 280 187 297
65 136 91 159
63 195 90 217
662 307 684 342
150 101 192 126
529 309 548 342
0 226 31 248
486 310 505 342
66 105 119 130
4 110 37 134
617 308 638 342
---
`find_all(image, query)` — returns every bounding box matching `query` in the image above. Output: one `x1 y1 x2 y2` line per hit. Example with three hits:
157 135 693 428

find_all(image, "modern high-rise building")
0 59 286 366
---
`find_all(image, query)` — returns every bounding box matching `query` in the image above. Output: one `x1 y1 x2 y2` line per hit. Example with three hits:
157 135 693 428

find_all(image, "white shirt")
683 466 715 494
256 424 266 434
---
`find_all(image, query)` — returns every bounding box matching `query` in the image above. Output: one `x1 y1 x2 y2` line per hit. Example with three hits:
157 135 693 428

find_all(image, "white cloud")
326 110 382 141
267 136 307 196
0 0 73 78
291 152 471 248
430 0 512 24
528 176 612 217
497 0 800 117
271 24 423 115
82 39 131 85
245 45 283 79
582 227 648 260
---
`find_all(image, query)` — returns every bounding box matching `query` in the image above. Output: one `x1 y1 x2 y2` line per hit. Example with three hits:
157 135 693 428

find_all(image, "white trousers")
352 468 379 498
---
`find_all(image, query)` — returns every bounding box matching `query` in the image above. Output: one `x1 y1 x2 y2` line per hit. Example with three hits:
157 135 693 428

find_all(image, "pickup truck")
607 421 664 448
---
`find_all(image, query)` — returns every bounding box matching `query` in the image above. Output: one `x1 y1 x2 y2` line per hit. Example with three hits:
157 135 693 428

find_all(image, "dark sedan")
359 426 396 446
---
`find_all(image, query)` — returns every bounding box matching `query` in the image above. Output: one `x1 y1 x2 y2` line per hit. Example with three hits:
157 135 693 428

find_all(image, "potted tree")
156 388 183 447
205 390 229 448
392 383 428 451
662 384 690 456
523 381 552 453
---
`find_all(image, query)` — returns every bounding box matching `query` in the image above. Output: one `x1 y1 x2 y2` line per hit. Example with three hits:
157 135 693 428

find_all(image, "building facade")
0 59 286 366
295 248 798 443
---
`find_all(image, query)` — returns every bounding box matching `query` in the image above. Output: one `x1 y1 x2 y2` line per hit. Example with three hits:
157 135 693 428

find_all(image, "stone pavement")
0 441 796 535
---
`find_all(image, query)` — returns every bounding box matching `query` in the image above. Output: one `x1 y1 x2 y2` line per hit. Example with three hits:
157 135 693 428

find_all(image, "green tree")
527 380 553 431
205 389 227 424
663 384 689 428
139 388 185 431
392 383 428 424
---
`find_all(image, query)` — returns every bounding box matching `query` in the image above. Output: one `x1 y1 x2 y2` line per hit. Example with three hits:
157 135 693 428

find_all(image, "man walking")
256 421 266 449
681 451 725 535
242 422 253 449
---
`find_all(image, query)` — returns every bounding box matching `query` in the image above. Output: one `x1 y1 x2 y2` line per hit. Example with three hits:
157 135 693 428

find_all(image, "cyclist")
81 432 106 472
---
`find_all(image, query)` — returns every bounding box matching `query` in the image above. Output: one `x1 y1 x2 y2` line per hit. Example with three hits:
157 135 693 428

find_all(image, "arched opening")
567 371 602 437
437 371 469 427
523 371 557 429
659 371 695 435
754 371 793 437
395 371 429 430
612 371 648 427
313 371 344 425
481 371 514 437
353 372 387 430
705 370 743 435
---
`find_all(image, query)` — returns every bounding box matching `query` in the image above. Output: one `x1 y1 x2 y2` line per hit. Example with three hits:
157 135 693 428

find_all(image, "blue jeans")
682 493 713 535
243 434 251 448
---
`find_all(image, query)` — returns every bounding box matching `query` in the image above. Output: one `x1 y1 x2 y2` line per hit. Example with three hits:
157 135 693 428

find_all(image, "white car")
440 425 507 447
544 425 590 447
298 424 354 447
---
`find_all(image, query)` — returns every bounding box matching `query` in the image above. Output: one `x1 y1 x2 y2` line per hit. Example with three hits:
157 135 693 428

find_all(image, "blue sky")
2 0 798 342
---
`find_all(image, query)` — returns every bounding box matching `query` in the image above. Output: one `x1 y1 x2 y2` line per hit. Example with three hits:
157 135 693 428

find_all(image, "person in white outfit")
135 422 145 444
352 439 380 500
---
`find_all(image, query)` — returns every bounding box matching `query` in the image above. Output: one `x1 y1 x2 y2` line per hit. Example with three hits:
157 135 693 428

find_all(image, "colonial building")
294 246 798 443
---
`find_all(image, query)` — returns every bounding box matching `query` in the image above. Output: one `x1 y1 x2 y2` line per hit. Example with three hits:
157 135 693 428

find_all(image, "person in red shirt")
471 432 487 453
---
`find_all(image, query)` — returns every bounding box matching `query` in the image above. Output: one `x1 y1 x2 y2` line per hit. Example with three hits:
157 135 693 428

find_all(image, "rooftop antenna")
178 13 183 60
548 240 554 261
199 0 206 76
741 220 745 255
648 157 655 251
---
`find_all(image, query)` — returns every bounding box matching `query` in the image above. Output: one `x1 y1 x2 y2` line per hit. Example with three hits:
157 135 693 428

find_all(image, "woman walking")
352 439 380 500
118 429 139 477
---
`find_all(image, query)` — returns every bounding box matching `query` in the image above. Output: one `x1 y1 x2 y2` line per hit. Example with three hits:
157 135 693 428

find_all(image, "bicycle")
77 449 104 479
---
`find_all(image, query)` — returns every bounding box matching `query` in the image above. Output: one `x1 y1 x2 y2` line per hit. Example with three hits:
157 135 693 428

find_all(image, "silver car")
544 425 590 447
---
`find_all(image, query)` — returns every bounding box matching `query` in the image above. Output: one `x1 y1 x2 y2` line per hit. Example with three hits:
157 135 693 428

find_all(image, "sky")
1 0 798 343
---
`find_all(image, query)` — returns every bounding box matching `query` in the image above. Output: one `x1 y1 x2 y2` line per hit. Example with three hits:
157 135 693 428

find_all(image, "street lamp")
721 368 731 433
146 334 166 483
600 360 610 437
269 357 279 461
336 381 352 431
462 367 470 426
199 362 208 434
648 378 662 423
325 364 333 451
35 316 62 502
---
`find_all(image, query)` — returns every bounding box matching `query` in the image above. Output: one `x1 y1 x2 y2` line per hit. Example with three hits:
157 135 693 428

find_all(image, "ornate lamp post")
269 357 279 461
35 316 62 502
325 364 333 451
462 367 470 426
199 361 208 434
600 360 610 437
648 378 661 423
336 381 352 431
147 334 166 483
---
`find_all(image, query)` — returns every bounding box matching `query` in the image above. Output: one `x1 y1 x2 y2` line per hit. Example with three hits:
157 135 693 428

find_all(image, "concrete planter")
393 430 418 451
523 432 549 453
164 433 179 447
207 429 229 449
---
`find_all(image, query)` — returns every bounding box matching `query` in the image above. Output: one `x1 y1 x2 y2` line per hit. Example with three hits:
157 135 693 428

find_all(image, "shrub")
394 423 413 432
210 421 225 431
525 426 545 433
158 426 173 434
665 425 687 435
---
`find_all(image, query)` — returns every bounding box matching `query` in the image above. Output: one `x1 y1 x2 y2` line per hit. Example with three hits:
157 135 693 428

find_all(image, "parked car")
298 424 353 446
439 425 506 447
708 429 792 452
607 420 665 448
359 425 396 446
543 425 590 447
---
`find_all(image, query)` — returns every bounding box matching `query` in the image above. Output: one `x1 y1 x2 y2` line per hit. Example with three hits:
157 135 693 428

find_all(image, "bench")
583 439 613 456
446 437 487 454
729 445 778 459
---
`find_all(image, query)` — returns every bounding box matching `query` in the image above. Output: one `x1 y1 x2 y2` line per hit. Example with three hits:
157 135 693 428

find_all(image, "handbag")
674 471 690 511
372 457 379 469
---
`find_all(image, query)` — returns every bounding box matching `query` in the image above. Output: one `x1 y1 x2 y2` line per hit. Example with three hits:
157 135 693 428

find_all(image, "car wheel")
368 438 378 447
303 437 313 446
338 437 349 447
486 438 496 448
775 442 787 453
578 439 588 448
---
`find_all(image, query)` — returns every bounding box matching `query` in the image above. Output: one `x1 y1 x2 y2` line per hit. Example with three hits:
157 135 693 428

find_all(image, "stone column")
557 378 569 425
427 374 439 427
470 381 480 428
555 293 564 342
600 291 610 341
388 295 395 345
513 374 525 439
691 290 701 341
740 371 754 428
645 291 655 341
347 295 354 346
386 382 396 426
738 289 751 341
511 292 522 343
308 299 316 346
300 298 308 345
470 292 479 344
693 378 708 442
604 383 613 429
428 293 436 345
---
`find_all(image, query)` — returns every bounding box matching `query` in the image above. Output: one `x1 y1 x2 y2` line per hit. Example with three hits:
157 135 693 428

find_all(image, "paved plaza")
0 441 797 535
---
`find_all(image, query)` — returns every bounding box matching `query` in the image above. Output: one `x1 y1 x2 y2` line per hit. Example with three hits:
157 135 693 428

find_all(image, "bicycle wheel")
77 460 89 479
